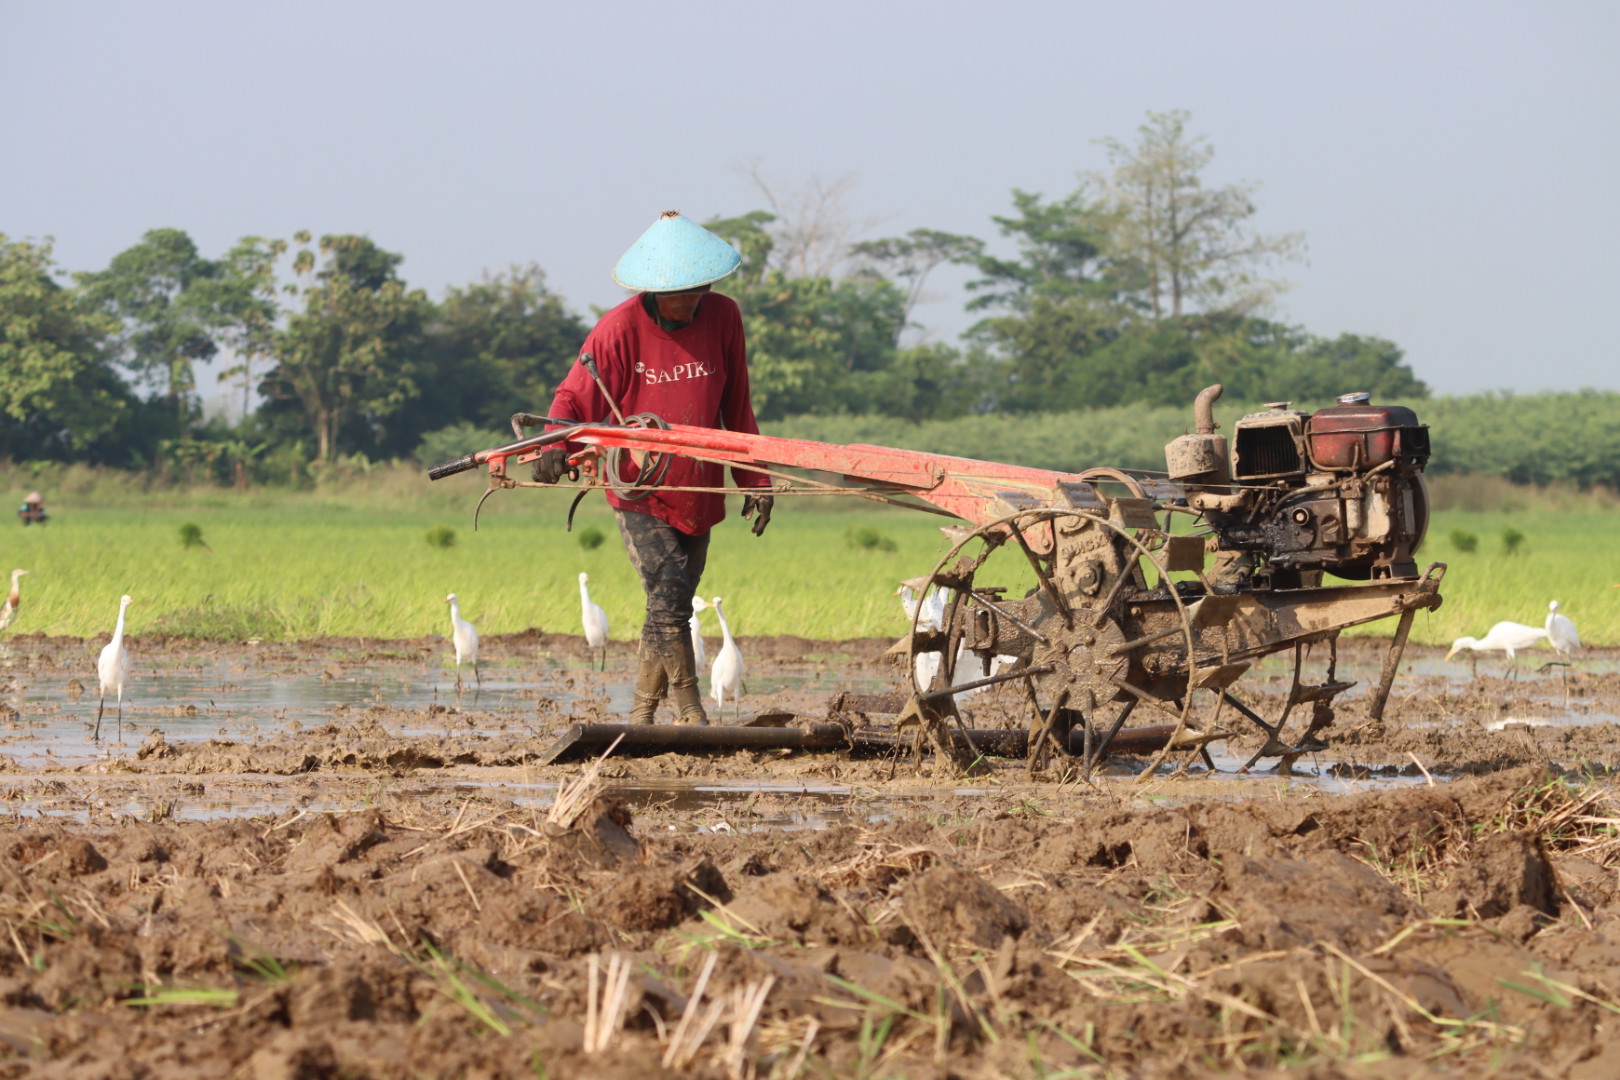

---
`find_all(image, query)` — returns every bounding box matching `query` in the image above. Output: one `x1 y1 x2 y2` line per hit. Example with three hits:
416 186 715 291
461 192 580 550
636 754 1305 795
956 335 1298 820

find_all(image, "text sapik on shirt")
636 360 714 385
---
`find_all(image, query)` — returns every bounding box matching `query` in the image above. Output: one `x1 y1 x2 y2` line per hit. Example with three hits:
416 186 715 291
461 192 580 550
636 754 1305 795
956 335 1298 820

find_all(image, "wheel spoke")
966 589 1049 645
1104 675 1186 723
1009 516 1074 628
919 663 1052 702
938 588 967 685
1220 691 1279 738
1085 697 1138 776
1027 688 1070 776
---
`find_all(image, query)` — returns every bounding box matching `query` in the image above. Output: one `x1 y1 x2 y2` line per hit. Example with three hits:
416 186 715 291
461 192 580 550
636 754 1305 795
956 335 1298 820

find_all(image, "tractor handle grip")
427 425 585 481
427 453 479 481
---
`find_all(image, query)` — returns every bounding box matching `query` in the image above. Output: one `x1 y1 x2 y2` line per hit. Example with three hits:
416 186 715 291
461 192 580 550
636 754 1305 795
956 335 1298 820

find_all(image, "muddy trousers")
615 509 710 724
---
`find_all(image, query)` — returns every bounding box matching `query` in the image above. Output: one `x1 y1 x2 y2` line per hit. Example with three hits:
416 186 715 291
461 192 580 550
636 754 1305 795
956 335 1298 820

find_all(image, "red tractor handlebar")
427 418 1143 527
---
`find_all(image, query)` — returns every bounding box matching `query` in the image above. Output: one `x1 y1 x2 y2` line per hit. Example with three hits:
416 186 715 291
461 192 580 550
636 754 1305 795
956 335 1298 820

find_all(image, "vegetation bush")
1421 391 1620 490
416 423 505 468
845 525 897 553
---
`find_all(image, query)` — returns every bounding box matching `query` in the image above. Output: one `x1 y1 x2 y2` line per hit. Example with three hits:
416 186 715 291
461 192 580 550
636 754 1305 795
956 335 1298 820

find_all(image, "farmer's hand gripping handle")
531 447 577 484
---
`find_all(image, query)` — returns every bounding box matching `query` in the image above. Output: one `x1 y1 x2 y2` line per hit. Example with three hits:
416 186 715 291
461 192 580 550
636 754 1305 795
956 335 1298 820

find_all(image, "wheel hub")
1031 615 1128 703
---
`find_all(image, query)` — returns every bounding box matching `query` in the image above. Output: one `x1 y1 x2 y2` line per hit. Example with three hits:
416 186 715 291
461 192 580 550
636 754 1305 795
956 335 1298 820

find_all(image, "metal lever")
579 352 627 425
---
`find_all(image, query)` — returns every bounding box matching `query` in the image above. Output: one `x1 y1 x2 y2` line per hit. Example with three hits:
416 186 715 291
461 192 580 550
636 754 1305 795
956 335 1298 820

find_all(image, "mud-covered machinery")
1169 386 1431 586
430 384 1443 773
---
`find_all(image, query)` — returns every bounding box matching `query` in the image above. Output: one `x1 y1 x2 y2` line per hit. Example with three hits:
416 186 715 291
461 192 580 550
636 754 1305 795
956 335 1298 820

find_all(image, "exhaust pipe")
1193 384 1224 435
1166 384 1230 484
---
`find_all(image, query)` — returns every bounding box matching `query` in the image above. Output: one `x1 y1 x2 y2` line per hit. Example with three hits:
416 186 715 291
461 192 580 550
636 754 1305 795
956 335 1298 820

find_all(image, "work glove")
531 447 573 484
741 493 774 537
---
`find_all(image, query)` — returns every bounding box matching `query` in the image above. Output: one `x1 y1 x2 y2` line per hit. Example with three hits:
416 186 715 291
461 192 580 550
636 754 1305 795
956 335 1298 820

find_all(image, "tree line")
1 110 1430 483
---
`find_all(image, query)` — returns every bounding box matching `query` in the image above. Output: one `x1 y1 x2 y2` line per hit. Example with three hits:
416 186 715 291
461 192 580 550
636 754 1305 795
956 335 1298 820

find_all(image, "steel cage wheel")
903 510 1205 770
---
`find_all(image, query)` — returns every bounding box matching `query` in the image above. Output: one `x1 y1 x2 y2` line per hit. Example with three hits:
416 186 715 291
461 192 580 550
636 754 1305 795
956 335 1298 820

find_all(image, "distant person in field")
532 211 773 727
17 493 46 526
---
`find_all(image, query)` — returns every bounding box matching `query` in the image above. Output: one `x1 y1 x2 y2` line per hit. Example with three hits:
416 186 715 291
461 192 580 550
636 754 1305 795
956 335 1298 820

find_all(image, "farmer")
17 492 47 526
533 211 773 726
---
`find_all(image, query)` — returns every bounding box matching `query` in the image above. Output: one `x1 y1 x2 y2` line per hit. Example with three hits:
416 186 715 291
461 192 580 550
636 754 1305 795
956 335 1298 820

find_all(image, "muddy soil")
2 634 1619 1077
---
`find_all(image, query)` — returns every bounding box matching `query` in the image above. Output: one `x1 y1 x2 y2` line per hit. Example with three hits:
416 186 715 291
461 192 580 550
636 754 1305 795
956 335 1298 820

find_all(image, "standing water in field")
0 635 898 769
1 637 1616 815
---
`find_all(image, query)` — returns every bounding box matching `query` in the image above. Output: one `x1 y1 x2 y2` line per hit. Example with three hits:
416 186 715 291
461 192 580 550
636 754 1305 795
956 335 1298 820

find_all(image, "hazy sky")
4 1 1615 401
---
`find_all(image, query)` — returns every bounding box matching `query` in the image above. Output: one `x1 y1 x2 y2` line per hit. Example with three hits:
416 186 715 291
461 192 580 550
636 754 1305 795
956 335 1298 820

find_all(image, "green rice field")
4 472 1617 646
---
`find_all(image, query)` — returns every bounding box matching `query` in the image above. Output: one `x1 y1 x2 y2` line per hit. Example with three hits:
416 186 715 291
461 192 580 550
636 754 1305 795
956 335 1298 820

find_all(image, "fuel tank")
1307 392 1430 472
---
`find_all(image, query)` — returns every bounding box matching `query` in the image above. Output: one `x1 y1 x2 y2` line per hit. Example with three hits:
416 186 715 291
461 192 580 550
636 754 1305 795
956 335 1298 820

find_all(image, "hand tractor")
429 383 1442 776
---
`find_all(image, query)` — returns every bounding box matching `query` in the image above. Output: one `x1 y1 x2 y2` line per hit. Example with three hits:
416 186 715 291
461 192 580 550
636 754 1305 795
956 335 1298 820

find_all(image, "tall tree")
1274 331 1430 401
259 234 431 461
0 234 126 457
734 164 885 280
1089 109 1305 318
207 236 287 422
436 264 588 409
967 189 1121 314
393 265 589 456
961 189 1127 410
850 228 983 343
75 228 226 418
706 211 912 419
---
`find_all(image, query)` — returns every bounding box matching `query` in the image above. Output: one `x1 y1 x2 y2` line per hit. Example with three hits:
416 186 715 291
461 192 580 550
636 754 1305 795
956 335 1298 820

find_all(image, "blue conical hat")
612 211 742 292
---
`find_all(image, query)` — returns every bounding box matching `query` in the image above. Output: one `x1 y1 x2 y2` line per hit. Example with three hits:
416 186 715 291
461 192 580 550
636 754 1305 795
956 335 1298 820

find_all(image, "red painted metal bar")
488 421 1116 527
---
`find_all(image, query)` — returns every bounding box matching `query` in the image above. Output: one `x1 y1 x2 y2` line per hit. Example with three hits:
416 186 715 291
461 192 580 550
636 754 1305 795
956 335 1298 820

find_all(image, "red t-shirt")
547 293 769 535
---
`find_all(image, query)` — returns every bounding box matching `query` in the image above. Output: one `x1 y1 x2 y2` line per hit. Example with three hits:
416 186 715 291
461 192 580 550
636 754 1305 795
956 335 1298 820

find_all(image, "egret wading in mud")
579 573 609 671
446 593 480 692
1544 600 1582 693
690 595 708 670
1546 601 1581 663
96 595 132 742
0 569 28 632
1446 620 1547 679
709 596 744 719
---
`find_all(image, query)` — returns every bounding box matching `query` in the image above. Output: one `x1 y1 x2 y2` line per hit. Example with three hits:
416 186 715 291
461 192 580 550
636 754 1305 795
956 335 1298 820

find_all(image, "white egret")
1546 601 1581 663
445 593 480 691
917 586 980 693
579 572 609 670
0 569 28 632
690 596 708 669
953 650 1021 701
1446 620 1547 679
895 582 943 692
709 596 744 718
895 579 1016 705
1544 600 1582 694
96 595 132 742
